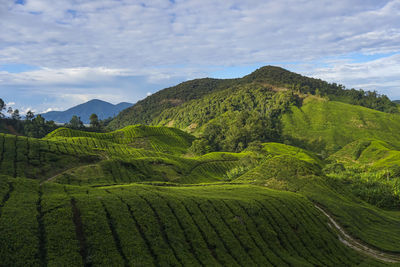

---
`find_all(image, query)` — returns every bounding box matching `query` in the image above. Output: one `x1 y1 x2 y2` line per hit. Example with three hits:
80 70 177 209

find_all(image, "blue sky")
1 0 400 114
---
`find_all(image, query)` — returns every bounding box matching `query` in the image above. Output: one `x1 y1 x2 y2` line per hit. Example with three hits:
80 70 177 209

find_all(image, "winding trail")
314 204 400 263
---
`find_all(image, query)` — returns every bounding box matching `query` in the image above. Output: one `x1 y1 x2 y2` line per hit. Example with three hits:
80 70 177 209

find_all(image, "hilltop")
108 66 396 130
41 99 133 124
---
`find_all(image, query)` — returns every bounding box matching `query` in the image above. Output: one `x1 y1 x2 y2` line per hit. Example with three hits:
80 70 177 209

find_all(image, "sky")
1 0 400 114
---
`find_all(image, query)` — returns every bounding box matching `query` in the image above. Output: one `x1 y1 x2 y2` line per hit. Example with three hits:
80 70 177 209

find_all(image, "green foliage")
89 113 100 129
282 98 400 154
0 133 100 180
109 66 396 132
188 138 211 155
244 66 397 113
324 139 400 209
47 125 195 155
155 85 301 152
67 115 84 130
108 78 239 129
0 176 384 266
262 142 324 167
0 98 5 118
23 115 58 138
2 109 400 266
0 177 40 266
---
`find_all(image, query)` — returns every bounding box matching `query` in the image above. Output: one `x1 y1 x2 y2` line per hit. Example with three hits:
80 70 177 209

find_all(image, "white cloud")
2 0 399 67
308 53 400 98
1 0 400 111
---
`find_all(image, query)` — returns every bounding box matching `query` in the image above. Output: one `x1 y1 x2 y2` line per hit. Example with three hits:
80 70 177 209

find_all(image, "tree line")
1 98 110 137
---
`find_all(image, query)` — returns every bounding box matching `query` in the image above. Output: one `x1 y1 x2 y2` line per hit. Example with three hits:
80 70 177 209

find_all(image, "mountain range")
41 99 133 124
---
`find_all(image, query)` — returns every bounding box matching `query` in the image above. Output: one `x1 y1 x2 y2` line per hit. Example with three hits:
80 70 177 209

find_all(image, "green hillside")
46 125 195 155
109 66 397 131
2 66 400 266
108 78 239 129
282 98 400 154
236 150 400 253
1 123 400 265
0 176 386 266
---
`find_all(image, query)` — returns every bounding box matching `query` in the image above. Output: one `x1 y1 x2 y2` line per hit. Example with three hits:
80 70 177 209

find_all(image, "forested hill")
108 66 397 130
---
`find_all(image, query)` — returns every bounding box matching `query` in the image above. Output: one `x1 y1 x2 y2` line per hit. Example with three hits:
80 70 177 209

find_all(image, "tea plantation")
0 124 399 266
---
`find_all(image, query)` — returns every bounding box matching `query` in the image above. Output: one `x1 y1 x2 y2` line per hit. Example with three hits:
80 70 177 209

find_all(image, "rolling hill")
41 99 133 124
281 98 400 153
108 66 397 130
2 66 400 266
1 121 400 266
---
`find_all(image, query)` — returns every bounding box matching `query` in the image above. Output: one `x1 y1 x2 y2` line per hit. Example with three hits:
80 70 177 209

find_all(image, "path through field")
314 204 400 263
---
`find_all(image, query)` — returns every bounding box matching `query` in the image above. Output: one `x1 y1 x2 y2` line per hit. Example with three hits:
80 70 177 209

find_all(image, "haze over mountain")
41 99 133 124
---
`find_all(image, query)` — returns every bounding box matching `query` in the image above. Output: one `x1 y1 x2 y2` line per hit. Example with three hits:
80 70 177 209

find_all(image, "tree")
89 113 100 129
68 115 83 129
24 115 58 138
25 110 35 121
188 139 211 155
7 107 13 117
11 109 21 120
0 98 5 118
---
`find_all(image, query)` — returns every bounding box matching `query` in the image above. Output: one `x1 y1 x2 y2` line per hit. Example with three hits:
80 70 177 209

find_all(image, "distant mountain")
41 99 133 124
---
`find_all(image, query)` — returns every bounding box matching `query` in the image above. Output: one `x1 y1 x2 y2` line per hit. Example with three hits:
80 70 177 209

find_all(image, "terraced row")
0 177 384 266
46 125 194 155
0 134 99 180
0 132 253 186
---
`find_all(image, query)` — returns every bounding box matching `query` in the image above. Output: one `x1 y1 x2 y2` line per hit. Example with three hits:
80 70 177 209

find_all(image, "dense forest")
109 66 397 130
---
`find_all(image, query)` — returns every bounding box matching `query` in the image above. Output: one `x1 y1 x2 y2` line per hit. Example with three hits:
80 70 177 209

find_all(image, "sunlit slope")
282 99 400 153
0 127 252 185
236 147 400 253
46 125 195 155
330 138 400 169
262 142 324 167
49 151 253 186
0 133 100 180
0 177 384 266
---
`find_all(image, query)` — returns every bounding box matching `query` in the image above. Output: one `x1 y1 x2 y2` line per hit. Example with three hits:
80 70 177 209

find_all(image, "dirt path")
314 204 400 263
40 173 61 185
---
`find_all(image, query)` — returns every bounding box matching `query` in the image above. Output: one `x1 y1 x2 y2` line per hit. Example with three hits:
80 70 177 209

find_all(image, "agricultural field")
282 99 400 154
1 124 400 266
0 176 388 266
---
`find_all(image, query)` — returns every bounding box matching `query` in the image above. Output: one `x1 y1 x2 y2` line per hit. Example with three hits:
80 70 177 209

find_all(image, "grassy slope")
0 176 384 266
0 133 100 180
1 125 400 265
237 143 400 253
330 138 400 169
46 125 195 155
0 126 251 186
262 142 324 167
282 98 400 153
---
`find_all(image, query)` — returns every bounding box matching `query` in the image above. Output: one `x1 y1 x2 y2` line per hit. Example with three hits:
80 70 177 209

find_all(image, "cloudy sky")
1 0 400 114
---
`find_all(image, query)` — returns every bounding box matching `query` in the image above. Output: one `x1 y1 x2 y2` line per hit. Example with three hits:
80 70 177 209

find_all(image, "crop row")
0 177 385 266
0 134 99 180
46 126 194 155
